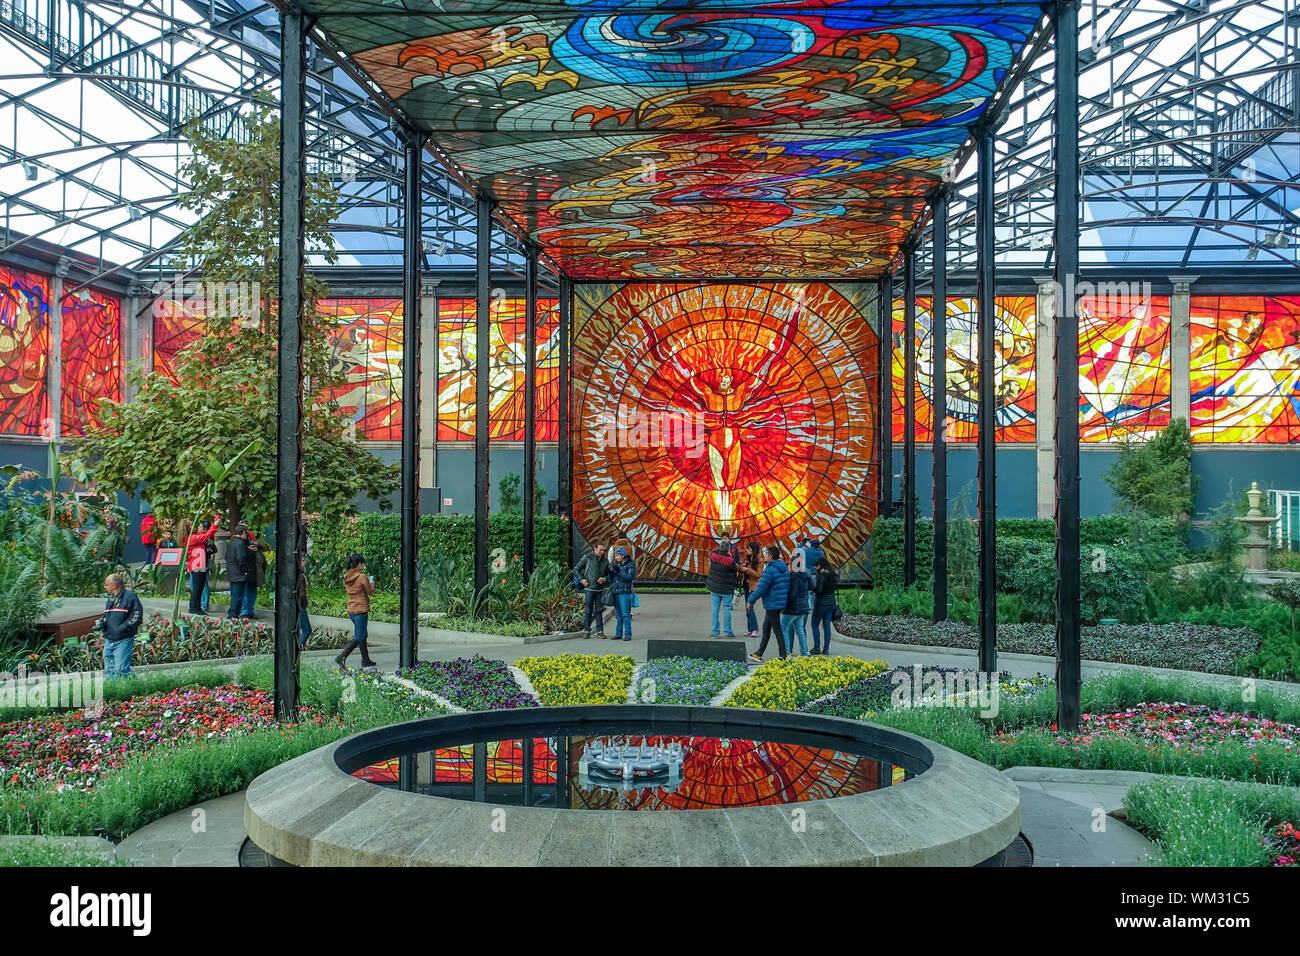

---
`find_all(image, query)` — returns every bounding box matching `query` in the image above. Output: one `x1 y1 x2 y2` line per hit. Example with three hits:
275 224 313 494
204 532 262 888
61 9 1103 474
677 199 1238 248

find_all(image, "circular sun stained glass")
573 283 879 580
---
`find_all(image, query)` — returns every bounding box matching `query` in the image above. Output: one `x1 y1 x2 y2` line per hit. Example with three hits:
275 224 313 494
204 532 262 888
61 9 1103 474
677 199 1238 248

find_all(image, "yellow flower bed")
724 656 889 712
514 653 636 706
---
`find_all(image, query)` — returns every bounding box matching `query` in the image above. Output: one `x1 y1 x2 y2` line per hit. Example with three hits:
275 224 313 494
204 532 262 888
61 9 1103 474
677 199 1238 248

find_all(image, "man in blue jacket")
97 573 144 680
746 546 789 662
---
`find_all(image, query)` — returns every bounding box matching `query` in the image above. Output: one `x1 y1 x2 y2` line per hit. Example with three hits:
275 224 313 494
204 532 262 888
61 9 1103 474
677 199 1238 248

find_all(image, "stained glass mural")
890 296 1036 443
301 0 1044 279
60 288 122 436
1078 292 1170 441
437 297 560 441
0 264 51 436
320 298 404 441
151 295 205 383
573 282 877 582
1190 295 1300 443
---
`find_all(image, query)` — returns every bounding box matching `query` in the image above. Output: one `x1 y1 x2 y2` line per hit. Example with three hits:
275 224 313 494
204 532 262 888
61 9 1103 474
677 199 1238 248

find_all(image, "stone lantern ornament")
1235 482 1280 572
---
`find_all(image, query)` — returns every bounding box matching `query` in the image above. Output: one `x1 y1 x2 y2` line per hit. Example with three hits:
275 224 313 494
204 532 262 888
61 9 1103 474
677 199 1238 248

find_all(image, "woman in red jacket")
178 517 220 614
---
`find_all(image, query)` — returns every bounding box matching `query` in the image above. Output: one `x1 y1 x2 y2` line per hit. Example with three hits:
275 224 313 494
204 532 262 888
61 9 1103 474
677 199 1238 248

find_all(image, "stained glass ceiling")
298 0 1044 279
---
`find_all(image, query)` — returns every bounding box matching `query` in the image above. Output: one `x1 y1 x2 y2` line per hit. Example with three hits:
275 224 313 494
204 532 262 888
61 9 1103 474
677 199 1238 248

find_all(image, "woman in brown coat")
336 554 377 669
739 542 764 637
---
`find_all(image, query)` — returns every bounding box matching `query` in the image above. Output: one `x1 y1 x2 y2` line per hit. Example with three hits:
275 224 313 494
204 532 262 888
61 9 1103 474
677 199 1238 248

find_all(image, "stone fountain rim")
244 705 1021 867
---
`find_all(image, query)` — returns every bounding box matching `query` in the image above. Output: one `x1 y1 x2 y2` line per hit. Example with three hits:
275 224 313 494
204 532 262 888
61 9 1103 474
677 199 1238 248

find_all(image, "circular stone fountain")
244 706 1020 867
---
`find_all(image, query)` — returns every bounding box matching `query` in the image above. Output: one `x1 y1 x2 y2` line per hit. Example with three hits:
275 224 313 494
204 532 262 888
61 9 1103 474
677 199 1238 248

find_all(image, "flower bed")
513 653 635 706
801 667 1054 720
351 671 445 717
1264 821 1299 867
996 702 1299 752
398 656 536 710
0 685 326 792
634 657 747 705
837 615 1260 676
725 656 888 712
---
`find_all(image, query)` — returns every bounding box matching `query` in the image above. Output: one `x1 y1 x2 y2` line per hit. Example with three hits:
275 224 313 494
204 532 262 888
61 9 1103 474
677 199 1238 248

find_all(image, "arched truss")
0 0 1296 286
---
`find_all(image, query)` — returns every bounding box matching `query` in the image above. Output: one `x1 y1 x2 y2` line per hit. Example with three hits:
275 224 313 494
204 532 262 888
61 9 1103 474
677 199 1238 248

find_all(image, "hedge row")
870 515 1182 592
308 512 568 586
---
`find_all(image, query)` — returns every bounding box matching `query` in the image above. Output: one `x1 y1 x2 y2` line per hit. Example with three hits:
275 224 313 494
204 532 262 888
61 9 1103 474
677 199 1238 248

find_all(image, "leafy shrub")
1008 547 1146 623
399 656 536 710
1104 417 1196 521
1266 579 1300 634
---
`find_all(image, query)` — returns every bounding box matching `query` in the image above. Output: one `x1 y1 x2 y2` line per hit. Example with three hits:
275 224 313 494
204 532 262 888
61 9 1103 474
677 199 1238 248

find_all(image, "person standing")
707 539 738 637
181 517 220 615
337 554 377 668
298 555 312 649
609 546 637 642
576 542 610 638
140 510 158 566
738 542 763 637
97 573 144 680
225 523 253 619
242 532 267 619
781 549 810 656
746 546 789 663
810 556 840 655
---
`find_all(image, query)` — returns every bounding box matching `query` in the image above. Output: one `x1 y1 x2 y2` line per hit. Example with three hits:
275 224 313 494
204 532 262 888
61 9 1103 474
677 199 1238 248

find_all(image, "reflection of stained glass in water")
432 740 557 784
0 264 51 435
1190 296 1300 444
570 735 882 811
891 296 1036 443
1078 294 1170 441
60 289 122 436
573 282 878 582
436 298 560 441
320 298 404 441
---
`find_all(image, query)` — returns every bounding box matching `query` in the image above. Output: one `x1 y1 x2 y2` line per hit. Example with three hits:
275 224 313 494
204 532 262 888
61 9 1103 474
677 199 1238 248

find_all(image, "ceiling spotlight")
1247 244 1260 260
1269 231 1289 248
128 204 143 221
22 161 37 181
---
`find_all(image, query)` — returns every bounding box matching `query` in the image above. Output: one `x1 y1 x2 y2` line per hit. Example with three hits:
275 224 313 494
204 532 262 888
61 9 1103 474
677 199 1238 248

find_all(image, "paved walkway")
115 792 246 867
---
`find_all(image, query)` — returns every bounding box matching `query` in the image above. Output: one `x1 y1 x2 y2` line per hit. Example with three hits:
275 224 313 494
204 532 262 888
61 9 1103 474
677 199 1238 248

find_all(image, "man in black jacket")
98 573 144 679
576 543 610 638
707 540 738 637
225 523 253 619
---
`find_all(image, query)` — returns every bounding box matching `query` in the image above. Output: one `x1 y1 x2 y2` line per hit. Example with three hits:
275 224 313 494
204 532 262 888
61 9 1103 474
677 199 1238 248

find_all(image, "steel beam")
931 196 949 622
902 249 917 588
878 272 894 520
975 123 997 673
522 244 538 578
400 125 424 669
1054 0 1083 732
273 5 305 723
474 195 493 596
557 276 572 564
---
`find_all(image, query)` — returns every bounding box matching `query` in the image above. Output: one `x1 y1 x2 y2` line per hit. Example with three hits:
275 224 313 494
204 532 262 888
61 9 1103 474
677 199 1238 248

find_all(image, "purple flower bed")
398 656 537 711
837 615 1260 676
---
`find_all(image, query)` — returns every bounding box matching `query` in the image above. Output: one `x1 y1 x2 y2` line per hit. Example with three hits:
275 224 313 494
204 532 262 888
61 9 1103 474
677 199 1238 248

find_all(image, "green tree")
70 105 398 527
499 473 522 513
1105 417 1197 522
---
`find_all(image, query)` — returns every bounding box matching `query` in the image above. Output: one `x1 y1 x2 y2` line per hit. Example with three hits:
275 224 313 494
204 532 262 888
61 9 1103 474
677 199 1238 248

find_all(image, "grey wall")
431 446 559 516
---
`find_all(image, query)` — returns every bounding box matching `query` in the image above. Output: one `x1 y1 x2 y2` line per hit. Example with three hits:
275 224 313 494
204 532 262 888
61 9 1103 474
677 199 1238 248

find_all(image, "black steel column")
902 248 916 588
1054 0 1083 730
522 246 538 579
878 273 894 519
400 125 424 669
273 6 305 723
557 277 572 564
474 196 493 596
975 123 997 672
931 196 948 622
